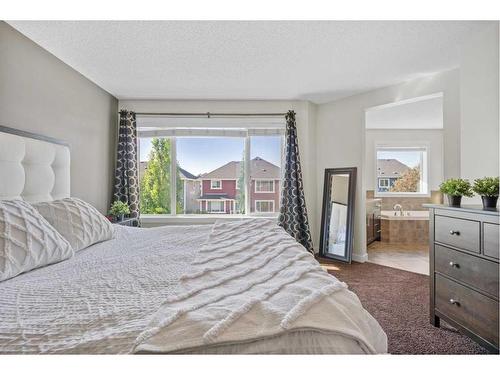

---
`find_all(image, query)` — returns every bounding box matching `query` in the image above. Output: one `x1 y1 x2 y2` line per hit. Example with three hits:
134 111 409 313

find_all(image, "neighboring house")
139 157 280 214
179 167 200 214
376 159 410 192
198 157 280 214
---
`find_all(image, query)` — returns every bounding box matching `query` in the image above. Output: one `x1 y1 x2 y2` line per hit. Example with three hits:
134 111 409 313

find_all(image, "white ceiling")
7 21 493 103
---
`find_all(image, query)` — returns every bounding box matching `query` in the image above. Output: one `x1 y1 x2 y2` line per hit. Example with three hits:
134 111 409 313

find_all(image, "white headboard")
0 126 70 202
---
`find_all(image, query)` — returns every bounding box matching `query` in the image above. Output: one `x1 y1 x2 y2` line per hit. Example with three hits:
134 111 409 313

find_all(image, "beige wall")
460 23 500 204
315 69 461 262
0 22 118 213
119 99 319 241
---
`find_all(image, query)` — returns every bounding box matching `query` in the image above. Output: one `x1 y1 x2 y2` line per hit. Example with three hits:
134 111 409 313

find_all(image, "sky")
140 136 281 175
377 150 420 168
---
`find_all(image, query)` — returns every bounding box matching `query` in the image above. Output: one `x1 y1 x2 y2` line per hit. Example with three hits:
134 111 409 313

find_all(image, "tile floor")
367 241 429 275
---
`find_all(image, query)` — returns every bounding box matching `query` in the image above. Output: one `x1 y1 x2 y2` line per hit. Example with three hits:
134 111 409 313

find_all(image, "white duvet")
0 221 387 354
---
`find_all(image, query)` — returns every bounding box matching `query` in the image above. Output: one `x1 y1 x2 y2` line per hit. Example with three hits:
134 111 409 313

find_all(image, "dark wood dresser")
424 204 499 353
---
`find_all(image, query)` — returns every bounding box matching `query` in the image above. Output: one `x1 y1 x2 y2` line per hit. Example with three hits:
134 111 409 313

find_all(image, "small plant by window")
109 201 130 217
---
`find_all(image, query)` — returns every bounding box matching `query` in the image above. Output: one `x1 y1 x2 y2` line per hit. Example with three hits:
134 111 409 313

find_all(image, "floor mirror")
319 167 357 263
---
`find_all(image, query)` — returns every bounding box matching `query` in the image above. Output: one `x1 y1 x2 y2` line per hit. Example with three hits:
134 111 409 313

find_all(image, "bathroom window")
375 146 429 196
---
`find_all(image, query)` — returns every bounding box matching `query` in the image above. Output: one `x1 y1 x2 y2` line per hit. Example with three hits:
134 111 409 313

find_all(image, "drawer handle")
449 230 460 235
449 261 460 268
449 299 460 306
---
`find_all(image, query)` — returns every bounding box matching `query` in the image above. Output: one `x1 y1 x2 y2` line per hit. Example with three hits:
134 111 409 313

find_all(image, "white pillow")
0 199 74 282
33 197 115 252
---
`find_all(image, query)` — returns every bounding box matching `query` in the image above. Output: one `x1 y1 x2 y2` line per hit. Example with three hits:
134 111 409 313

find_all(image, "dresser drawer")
435 215 480 253
483 223 500 259
435 274 499 347
435 245 499 298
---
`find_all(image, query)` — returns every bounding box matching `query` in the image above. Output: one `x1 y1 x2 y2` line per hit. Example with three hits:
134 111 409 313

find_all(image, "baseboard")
352 252 368 263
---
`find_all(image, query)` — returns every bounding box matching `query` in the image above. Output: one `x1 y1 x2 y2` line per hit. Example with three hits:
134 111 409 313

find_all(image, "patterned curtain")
112 110 139 218
278 110 314 253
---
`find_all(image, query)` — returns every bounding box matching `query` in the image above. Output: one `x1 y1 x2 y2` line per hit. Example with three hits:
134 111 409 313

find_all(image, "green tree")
139 138 184 214
390 166 421 193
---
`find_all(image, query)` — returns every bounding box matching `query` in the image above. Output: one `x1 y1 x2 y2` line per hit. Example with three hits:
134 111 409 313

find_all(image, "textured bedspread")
0 220 387 354
0 224 211 354
134 219 387 354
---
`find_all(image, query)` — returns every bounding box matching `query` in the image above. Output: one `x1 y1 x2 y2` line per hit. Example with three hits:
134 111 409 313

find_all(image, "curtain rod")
120 111 288 118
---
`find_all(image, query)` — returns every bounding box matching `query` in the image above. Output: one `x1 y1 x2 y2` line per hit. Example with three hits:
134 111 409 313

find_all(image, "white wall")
119 99 318 242
365 129 444 192
315 69 460 262
460 23 500 204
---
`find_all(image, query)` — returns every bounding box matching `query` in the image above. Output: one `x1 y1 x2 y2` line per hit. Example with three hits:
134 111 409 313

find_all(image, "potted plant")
473 177 499 209
439 178 473 207
109 200 130 221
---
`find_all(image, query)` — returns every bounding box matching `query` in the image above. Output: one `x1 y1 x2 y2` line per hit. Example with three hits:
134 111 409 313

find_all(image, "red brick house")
198 157 280 214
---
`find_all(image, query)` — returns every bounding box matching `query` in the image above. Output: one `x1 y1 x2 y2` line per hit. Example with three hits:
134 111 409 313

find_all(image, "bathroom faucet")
393 204 403 216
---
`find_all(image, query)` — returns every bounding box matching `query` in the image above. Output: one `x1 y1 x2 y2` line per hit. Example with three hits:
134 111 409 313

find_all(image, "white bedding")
0 221 387 354
135 219 387 354
0 224 211 354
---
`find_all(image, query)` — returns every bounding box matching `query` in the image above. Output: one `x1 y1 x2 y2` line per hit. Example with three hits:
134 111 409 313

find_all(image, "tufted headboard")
0 125 70 202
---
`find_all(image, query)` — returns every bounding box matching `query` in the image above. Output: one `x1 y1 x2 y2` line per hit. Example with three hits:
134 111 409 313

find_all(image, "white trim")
170 136 177 214
207 200 225 213
378 178 390 188
352 252 369 263
374 143 430 198
137 129 285 219
255 200 275 213
140 214 278 227
244 136 251 215
210 179 222 189
254 179 275 193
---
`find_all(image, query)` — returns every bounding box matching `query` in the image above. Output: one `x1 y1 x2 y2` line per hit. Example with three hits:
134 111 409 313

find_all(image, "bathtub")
380 210 429 220
379 210 429 244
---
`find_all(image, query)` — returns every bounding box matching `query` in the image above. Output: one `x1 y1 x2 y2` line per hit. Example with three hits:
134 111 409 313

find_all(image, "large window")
255 180 275 193
255 200 275 213
138 128 283 217
375 146 428 196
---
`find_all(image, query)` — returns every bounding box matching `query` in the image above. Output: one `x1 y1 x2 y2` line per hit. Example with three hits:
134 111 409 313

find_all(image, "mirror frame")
319 167 357 263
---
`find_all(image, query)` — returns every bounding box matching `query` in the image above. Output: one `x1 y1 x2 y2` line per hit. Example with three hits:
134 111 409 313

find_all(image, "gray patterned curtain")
278 110 314 253
112 110 139 218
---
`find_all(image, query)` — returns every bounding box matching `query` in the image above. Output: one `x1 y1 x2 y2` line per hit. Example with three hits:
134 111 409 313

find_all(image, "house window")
255 200 274 213
210 180 222 189
375 146 429 196
255 180 275 193
137 127 284 217
207 201 224 213
378 178 389 188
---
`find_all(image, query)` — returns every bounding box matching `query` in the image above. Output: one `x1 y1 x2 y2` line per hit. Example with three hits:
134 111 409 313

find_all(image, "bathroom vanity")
425 204 499 353
366 199 381 245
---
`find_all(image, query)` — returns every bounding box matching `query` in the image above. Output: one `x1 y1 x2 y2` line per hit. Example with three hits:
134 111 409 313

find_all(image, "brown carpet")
321 260 489 354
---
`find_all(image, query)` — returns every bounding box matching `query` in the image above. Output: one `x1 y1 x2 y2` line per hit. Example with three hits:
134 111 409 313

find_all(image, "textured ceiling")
7 21 493 103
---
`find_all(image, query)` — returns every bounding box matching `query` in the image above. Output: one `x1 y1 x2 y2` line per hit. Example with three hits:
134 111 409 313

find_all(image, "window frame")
137 127 284 221
255 200 275 213
210 179 222 190
254 179 275 193
378 178 390 188
206 200 225 213
374 143 430 198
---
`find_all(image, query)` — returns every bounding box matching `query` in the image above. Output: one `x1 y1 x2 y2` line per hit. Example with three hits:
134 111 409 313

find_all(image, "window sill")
374 192 431 198
140 214 279 226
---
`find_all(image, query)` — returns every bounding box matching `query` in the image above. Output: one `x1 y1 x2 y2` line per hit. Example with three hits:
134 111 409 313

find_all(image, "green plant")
439 178 474 197
109 200 130 216
473 177 500 197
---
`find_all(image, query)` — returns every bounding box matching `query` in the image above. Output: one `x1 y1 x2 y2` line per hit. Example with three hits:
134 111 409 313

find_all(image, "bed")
0 126 387 354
